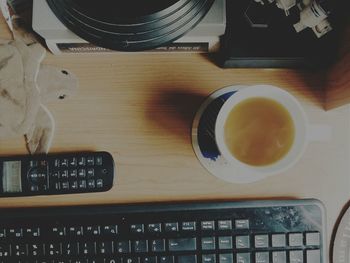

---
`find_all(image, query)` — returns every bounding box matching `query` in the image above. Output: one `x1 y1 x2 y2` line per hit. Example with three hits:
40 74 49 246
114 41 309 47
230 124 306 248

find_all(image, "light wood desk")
0 16 349 254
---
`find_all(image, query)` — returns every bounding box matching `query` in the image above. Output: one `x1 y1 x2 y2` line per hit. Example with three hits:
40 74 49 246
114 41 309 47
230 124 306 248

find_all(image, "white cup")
214 85 329 183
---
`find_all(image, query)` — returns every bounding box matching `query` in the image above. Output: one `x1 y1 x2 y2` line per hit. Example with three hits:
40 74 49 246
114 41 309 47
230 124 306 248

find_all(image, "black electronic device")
46 0 215 51
220 0 343 68
0 151 115 197
0 199 325 262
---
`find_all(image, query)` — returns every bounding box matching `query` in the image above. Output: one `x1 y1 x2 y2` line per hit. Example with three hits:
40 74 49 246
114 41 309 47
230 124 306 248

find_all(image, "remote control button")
30 185 39 192
39 160 48 167
78 169 86 178
53 159 60 168
28 171 39 183
88 179 95 189
79 180 87 189
96 156 103 166
87 168 95 178
87 157 94 166
306 232 320 246
59 170 69 180
51 171 59 180
96 179 104 188
69 157 77 167
29 160 38 168
255 235 269 248
70 181 78 190
78 157 86 166
61 181 69 190
60 158 68 167
69 169 77 179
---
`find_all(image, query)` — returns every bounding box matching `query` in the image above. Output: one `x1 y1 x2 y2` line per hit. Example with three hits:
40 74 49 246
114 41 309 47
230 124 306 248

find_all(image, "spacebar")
168 238 197 251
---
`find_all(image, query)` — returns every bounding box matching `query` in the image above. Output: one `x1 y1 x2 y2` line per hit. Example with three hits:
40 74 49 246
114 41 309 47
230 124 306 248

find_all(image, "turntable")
32 0 226 54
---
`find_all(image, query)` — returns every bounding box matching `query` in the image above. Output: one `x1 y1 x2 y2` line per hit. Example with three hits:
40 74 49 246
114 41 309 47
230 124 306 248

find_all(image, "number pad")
25 152 113 195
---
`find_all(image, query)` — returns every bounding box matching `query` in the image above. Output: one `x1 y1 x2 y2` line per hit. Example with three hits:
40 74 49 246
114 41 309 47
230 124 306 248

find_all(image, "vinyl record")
46 0 215 51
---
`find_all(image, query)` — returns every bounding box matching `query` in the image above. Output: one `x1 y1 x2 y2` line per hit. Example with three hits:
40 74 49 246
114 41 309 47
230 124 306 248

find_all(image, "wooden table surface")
0 16 349 251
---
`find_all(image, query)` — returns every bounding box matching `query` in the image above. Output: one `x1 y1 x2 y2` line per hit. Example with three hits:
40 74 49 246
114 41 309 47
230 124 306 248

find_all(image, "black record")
46 0 215 51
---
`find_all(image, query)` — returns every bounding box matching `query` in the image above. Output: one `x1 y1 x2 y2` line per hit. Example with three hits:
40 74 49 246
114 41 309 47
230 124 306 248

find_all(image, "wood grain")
0 14 349 242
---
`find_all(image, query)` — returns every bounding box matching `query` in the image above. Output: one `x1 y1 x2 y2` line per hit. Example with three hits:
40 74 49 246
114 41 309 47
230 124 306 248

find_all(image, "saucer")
191 85 267 183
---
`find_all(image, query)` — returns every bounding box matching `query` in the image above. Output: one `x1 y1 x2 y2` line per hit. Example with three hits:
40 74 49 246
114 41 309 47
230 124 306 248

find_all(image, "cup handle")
307 124 332 142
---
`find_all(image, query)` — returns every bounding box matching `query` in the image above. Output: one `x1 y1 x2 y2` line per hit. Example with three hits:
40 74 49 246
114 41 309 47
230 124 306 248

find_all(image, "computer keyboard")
0 199 326 263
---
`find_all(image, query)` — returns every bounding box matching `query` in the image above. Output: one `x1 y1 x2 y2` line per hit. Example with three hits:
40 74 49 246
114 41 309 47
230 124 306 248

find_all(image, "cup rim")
215 84 309 177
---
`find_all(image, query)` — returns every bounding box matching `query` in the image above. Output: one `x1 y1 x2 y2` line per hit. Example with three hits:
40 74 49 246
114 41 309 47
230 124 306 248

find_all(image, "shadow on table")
145 88 207 143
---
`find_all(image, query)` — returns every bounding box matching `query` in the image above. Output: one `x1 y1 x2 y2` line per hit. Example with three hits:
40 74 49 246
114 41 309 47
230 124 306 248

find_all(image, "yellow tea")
224 97 295 166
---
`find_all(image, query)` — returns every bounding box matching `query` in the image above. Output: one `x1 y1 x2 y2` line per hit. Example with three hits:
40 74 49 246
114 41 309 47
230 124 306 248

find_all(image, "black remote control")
0 151 115 197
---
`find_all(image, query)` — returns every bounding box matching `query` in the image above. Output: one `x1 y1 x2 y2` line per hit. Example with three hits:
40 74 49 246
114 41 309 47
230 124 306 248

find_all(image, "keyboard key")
306 232 320 246
202 237 216 250
218 220 232 230
24 227 40 238
236 253 250 263
52 226 66 237
46 243 62 256
236 235 250 249
307 249 321 263
0 229 5 239
133 240 148 253
219 236 233 249
0 243 10 257
178 255 197 263
81 242 96 255
148 223 162 233
202 254 216 263
289 250 303 263
151 239 165 252
143 257 157 263
123 257 140 263
272 234 286 247
97 241 113 255
160 256 174 263
131 224 144 234
182 222 196 231
116 241 131 253
219 254 233 263
169 238 197 251
165 222 178 232
255 252 269 263
289 233 303 247
62 242 78 256
85 225 101 236
105 258 122 263
61 181 69 190
67 226 83 236
255 235 269 248
28 243 44 257
102 225 118 236
201 221 215 230
13 244 27 257
8 228 23 238
235 220 249 229
272 251 287 263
